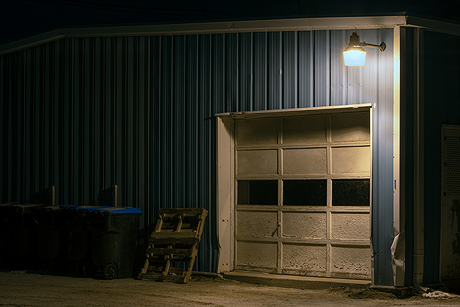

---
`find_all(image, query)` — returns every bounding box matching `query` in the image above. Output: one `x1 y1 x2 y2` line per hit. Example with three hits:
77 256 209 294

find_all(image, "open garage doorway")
217 105 372 280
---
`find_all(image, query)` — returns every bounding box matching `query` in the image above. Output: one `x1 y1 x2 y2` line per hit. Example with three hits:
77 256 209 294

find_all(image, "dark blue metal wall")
0 28 394 281
422 30 460 284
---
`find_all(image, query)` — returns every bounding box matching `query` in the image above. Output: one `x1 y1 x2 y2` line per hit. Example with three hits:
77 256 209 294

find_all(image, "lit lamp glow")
343 32 386 67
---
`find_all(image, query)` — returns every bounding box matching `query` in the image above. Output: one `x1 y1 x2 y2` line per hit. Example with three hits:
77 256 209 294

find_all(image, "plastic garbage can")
60 205 108 276
88 207 143 279
34 205 67 271
0 203 18 268
7 203 44 269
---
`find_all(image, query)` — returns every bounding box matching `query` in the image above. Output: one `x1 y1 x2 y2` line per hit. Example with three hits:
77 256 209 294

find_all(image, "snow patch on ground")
423 290 457 299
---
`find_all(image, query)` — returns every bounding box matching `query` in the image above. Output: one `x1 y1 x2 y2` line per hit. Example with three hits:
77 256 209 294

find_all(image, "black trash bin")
88 207 143 280
6 203 44 269
34 205 67 271
60 205 108 276
0 203 18 268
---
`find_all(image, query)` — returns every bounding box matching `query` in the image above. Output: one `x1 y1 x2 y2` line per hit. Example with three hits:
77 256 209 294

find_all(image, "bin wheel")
104 264 117 280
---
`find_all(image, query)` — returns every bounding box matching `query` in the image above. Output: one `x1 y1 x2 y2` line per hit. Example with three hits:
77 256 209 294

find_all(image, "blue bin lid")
60 205 109 211
96 207 143 214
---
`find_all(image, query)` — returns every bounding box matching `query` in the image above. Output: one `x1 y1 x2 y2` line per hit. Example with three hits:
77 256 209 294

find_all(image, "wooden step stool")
138 208 208 283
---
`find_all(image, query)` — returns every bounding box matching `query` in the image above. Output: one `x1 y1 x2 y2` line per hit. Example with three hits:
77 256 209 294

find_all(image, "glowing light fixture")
343 32 386 66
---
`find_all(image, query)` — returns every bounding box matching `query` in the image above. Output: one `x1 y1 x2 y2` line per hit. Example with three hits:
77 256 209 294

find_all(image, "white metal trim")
0 16 409 56
413 27 425 288
3 15 460 56
369 106 375 286
216 104 372 119
216 116 235 273
406 16 460 36
392 25 404 287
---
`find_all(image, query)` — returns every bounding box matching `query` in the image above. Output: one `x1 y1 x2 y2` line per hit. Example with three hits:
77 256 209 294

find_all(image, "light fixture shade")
343 49 366 66
343 32 366 66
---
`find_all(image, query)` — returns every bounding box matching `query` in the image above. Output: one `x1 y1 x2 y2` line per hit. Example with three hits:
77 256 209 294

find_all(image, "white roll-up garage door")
234 110 371 279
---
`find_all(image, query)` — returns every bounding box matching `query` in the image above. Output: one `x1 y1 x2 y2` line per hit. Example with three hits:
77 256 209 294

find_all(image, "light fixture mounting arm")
362 41 386 52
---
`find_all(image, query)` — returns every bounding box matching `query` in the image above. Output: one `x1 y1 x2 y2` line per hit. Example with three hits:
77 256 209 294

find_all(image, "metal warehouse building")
1 14 460 290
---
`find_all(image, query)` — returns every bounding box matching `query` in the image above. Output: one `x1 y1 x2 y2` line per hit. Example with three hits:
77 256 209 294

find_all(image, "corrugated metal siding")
422 30 460 284
0 28 394 281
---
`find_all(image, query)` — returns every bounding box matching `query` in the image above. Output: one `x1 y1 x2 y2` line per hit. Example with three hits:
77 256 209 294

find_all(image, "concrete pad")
221 271 370 290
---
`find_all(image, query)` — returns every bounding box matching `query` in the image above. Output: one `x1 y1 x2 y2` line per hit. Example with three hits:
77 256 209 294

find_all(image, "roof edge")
405 16 460 36
1 15 409 55
3 14 460 56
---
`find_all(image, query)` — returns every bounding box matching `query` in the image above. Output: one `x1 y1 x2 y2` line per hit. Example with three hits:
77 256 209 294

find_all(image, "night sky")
1 0 460 45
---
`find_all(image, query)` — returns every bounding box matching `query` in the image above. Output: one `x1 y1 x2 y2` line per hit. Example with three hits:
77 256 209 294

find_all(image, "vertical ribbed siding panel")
92 39 101 204
5 54 12 200
115 37 126 207
83 38 92 205
330 30 348 106
137 36 150 228
238 33 252 111
151 36 161 222
0 56 4 201
225 33 238 111
16 51 24 202
197 34 215 272
298 31 314 108
72 39 81 205
62 39 72 204
106 38 116 196
361 30 379 104
283 32 298 109
173 36 186 209
160 36 172 209
39 46 45 195
53 41 61 203
253 32 267 111
24 50 32 201
125 37 135 208
13 51 20 201
212 34 225 114
185 35 198 213
315 30 330 107
267 32 281 109
30 48 37 199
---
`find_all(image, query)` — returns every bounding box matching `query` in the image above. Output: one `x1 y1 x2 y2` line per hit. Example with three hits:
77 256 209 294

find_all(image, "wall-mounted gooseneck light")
343 32 386 66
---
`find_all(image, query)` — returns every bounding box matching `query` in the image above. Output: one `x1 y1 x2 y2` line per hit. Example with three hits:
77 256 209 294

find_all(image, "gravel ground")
1 270 460 307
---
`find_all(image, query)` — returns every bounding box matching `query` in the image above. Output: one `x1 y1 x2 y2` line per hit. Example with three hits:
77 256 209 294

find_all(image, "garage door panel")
237 211 278 237
238 180 278 205
331 147 370 174
332 179 370 206
283 244 327 273
283 180 327 206
237 241 278 269
283 115 327 144
283 148 327 174
237 150 278 175
331 245 371 277
331 112 370 142
331 213 369 240
237 119 278 146
283 212 327 239
234 111 371 279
